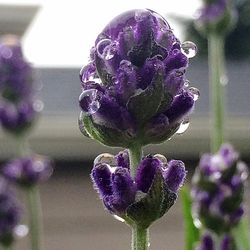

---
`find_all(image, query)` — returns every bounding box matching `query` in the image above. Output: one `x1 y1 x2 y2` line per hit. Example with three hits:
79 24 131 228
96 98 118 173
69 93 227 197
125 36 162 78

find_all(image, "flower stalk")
132 226 149 250
26 186 42 250
129 145 149 250
129 144 143 178
208 32 226 152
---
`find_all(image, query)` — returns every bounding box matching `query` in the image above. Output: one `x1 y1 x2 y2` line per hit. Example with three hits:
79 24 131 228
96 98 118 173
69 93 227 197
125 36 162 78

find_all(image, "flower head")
3 155 53 188
0 35 41 135
196 0 236 35
79 9 198 148
0 177 21 247
192 144 248 234
91 150 186 228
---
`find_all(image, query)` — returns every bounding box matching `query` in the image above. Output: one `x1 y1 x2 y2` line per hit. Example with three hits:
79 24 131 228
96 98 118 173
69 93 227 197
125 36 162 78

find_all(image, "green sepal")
125 168 177 229
141 122 179 145
81 113 133 147
127 69 164 127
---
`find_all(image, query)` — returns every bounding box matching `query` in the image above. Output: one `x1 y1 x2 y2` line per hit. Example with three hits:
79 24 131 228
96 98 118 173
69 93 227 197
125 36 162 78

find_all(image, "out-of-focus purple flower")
196 233 214 250
0 177 21 247
78 9 198 148
192 144 248 234
0 35 42 135
91 150 186 227
196 0 236 35
196 233 234 250
2 155 53 188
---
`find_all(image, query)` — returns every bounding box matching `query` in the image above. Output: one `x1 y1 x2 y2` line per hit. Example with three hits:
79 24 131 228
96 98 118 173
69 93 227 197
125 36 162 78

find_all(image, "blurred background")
0 0 249 249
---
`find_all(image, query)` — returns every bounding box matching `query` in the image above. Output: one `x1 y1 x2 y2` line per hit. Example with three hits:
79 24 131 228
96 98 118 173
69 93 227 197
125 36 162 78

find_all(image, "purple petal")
135 156 161 193
164 160 186 192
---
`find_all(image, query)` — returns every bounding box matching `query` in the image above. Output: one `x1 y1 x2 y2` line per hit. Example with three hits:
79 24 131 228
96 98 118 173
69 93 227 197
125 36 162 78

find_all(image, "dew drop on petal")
184 80 190 88
79 89 100 114
181 41 197 58
94 153 116 166
154 154 168 164
96 39 116 60
14 224 29 239
33 100 44 112
113 214 125 223
189 87 200 101
176 118 190 135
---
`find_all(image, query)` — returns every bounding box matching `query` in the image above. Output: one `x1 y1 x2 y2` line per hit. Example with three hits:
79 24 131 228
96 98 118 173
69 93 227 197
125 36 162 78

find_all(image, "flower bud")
79 9 198 148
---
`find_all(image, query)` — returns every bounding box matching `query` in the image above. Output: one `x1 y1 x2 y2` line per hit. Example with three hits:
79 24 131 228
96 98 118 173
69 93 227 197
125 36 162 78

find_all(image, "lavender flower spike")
91 151 186 228
0 35 41 135
3 155 53 188
79 9 198 148
0 177 21 247
192 144 248 234
196 0 236 35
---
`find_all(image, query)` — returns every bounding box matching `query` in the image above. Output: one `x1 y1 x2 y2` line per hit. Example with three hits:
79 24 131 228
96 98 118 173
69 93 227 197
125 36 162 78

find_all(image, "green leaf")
125 169 176 229
180 186 200 250
232 217 250 250
127 69 164 126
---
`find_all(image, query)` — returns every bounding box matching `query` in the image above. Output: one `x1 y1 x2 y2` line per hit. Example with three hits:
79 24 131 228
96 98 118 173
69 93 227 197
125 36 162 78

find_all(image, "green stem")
128 145 149 250
15 136 31 157
26 186 43 250
132 226 149 250
208 33 226 152
128 144 143 178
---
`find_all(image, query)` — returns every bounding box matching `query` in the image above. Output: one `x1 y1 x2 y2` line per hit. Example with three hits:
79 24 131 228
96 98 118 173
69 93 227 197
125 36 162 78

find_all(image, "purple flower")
192 144 248 234
196 233 214 250
78 9 198 147
0 35 41 135
91 150 186 226
0 177 21 247
196 233 234 250
196 0 236 34
2 155 53 188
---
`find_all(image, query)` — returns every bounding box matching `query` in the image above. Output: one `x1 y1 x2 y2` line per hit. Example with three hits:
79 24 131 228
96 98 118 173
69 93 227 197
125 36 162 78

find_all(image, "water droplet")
135 10 149 22
154 154 167 164
189 87 200 101
79 89 100 114
78 113 90 138
193 218 202 229
220 74 228 86
96 39 116 60
181 41 197 58
119 60 132 72
94 153 116 166
113 214 125 222
14 224 29 239
176 119 190 134
184 80 190 88
33 100 44 112
0 47 12 59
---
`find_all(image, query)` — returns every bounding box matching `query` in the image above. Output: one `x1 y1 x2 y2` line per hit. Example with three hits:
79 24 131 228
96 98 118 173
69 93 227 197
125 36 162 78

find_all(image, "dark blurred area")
173 0 250 59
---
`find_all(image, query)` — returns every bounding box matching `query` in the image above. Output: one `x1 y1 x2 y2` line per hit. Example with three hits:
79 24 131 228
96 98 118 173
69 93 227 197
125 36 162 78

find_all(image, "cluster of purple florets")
78 9 198 148
92 150 186 219
192 144 248 234
0 35 40 135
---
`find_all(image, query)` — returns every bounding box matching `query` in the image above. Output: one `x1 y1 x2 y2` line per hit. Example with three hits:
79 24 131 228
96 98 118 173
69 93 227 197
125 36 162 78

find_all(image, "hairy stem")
132 226 149 250
208 33 226 152
128 144 143 178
